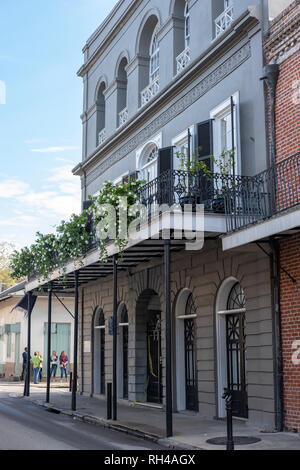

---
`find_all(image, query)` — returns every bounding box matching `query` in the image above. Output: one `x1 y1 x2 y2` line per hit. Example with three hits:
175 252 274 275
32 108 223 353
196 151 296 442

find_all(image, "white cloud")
47 164 80 196
0 214 38 227
30 146 79 153
0 179 29 198
17 191 80 219
47 164 76 183
24 139 45 144
0 164 81 247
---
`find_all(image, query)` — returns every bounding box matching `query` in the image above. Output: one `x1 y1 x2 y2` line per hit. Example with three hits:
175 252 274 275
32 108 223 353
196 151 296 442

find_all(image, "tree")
0 242 16 292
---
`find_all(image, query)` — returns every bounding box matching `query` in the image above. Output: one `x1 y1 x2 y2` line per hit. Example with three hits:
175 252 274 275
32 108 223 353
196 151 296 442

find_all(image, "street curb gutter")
26 398 202 451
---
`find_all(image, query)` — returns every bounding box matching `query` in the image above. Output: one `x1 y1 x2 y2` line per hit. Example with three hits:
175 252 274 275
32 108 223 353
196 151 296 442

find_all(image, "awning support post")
165 239 173 437
113 255 118 421
24 292 32 397
80 288 84 395
46 283 52 403
72 270 79 411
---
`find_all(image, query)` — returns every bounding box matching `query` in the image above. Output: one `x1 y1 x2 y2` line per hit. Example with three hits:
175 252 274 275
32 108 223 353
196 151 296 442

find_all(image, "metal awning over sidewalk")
222 207 300 251
22 207 226 439
26 239 188 294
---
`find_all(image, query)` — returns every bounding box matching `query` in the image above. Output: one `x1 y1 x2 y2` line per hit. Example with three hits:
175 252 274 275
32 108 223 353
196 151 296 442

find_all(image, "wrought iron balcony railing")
98 128 106 146
138 169 251 216
215 5 234 38
176 47 191 75
118 107 128 127
224 152 300 233
141 78 159 107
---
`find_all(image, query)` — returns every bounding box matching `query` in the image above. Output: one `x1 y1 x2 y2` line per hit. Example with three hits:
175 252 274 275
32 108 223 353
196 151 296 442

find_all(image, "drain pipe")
260 63 280 167
269 237 284 432
260 65 283 431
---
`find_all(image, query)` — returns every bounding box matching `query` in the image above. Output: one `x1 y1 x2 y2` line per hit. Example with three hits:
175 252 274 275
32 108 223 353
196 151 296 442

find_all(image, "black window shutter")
196 120 213 170
158 146 174 176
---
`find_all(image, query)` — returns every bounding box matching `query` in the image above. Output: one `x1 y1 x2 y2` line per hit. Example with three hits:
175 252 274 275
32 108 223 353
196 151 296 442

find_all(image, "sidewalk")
2 381 300 450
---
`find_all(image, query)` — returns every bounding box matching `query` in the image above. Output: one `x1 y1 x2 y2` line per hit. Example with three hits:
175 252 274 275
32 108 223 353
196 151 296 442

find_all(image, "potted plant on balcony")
210 149 235 214
175 148 235 213
175 149 212 208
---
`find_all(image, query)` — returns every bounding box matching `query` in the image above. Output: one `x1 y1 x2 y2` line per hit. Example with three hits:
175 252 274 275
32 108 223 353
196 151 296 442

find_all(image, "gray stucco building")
27 0 283 432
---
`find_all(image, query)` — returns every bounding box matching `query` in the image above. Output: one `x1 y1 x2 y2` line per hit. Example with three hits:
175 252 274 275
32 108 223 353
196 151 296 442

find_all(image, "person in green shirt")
30 352 41 384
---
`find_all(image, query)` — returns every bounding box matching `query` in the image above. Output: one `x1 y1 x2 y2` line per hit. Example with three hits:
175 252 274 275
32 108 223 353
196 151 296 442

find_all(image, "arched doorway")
93 306 105 395
117 302 129 399
175 289 198 411
216 278 248 418
135 289 162 404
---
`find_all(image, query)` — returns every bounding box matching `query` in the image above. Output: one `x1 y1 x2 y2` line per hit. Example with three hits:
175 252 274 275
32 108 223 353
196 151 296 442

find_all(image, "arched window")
139 144 158 182
149 26 159 83
184 293 198 411
216 279 248 419
138 15 160 106
117 303 129 399
174 289 198 411
116 57 128 128
174 0 191 75
227 282 245 310
96 82 106 145
95 307 105 327
93 307 105 395
184 2 190 48
120 304 129 324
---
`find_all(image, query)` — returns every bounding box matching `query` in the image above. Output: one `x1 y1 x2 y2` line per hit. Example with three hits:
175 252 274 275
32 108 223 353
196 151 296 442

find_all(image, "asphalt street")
0 390 166 450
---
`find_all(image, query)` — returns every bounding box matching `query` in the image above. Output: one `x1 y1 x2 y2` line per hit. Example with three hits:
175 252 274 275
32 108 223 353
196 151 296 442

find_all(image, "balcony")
98 128 106 146
118 107 128 127
138 169 250 215
215 5 234 38
141 78 159 107
224 152 300 233
176 47 191 75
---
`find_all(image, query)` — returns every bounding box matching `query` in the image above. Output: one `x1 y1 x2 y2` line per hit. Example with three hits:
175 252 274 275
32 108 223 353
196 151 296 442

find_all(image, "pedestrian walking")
59 351 69 382
20 347 28 381
38 352 43 382
50 351 58 380
30 352 41 384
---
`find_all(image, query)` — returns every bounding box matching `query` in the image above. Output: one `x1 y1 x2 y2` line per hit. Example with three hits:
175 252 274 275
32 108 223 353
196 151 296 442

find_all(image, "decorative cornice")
264 7 300 64
84 42 251 186
78 0 144 78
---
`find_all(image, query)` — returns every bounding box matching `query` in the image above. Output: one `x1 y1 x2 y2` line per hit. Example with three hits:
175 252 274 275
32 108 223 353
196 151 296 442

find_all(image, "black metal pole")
226 395 234 450
107 382 112 420
80 288 84 395
165 239 173 437
230 95 236 180
223 388 234 450
24 292 32 397
72 270 79 411
113 255 118 421
270 238 284 432
46 283 52 403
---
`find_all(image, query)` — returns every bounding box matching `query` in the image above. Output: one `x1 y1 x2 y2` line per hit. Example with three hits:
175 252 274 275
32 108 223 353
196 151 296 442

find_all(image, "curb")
26 398 202 451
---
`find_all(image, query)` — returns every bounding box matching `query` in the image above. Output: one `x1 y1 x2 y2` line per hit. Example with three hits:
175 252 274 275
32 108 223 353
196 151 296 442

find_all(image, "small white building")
0 282 74 379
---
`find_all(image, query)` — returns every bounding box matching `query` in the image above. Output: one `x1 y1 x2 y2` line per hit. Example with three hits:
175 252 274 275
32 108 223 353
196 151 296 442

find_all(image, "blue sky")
0 0 117 248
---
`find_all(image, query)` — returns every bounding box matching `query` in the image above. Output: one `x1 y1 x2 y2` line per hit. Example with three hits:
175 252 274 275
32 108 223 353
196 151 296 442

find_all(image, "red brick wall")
280 233 300 431
266 2 300 432
275 52 300 162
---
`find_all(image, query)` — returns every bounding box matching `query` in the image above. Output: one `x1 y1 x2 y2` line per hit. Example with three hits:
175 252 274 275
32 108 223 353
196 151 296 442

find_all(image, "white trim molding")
210 91 241 177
